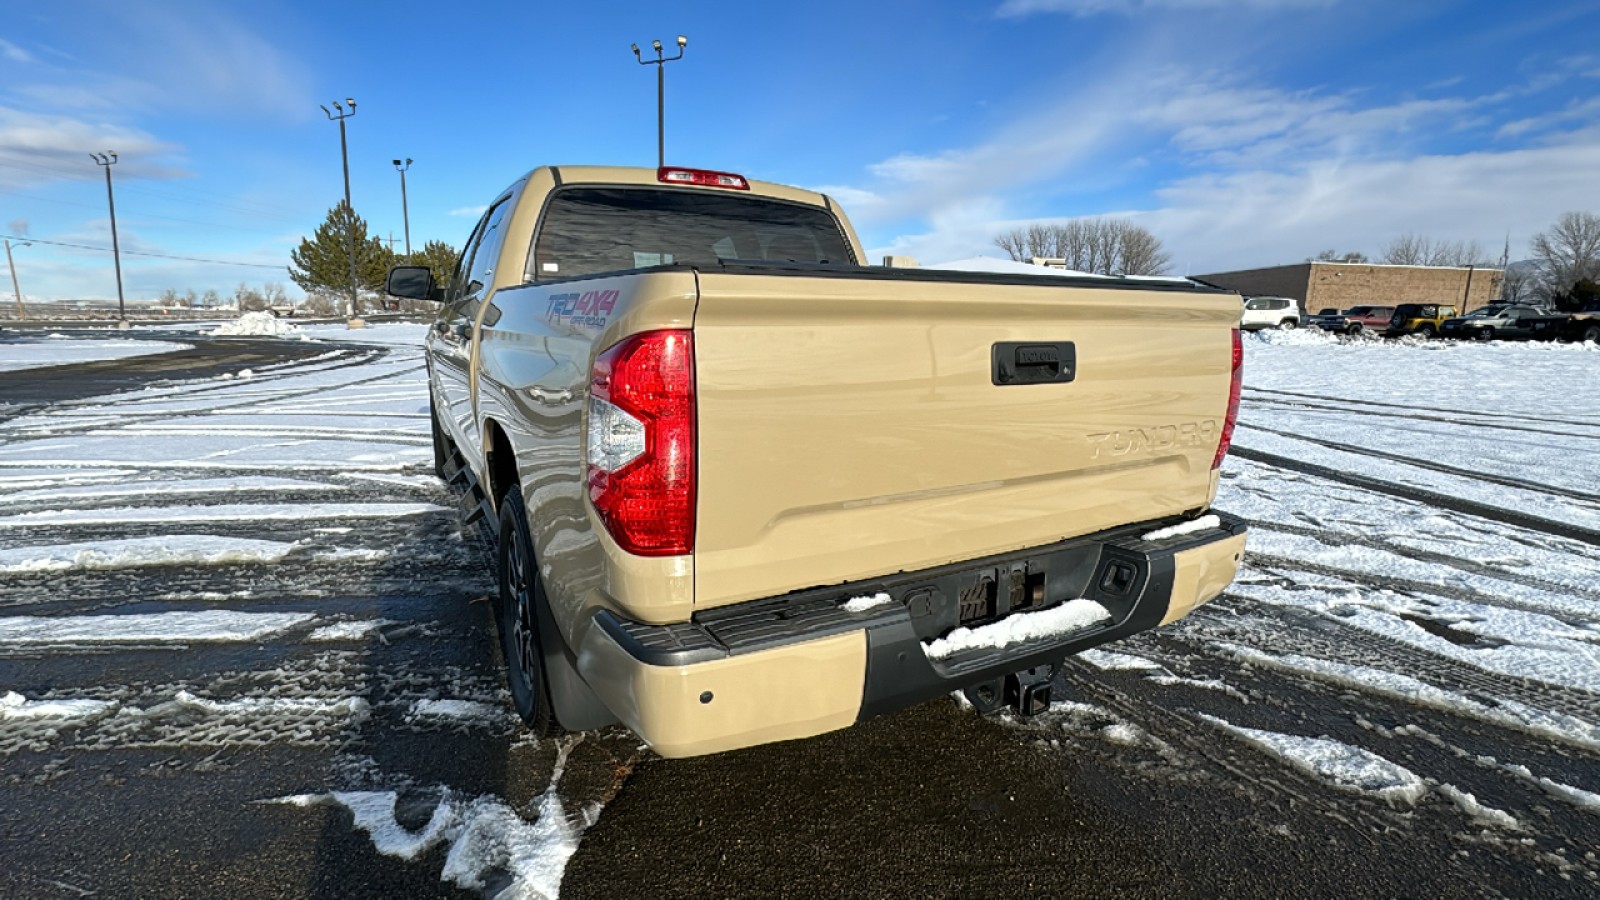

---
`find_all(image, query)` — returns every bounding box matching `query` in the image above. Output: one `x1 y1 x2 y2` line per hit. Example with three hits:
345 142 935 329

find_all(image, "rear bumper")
575 512 1247 757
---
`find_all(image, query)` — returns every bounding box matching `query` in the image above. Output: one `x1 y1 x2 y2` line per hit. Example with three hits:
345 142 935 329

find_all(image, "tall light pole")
392 158 412 257
631 35 687 168
4 238 29 319
320 98 359 318
89 151 126 321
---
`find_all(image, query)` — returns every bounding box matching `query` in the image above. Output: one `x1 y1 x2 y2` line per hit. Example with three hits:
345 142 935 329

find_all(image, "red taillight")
587 330 696 556
1211 328 1242 470
657 166 750 190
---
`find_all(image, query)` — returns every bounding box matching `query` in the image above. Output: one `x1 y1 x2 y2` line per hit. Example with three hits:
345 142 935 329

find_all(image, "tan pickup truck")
386 164 1246 758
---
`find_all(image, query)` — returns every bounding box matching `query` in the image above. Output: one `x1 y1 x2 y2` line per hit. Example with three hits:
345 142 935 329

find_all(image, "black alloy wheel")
496 489 563 736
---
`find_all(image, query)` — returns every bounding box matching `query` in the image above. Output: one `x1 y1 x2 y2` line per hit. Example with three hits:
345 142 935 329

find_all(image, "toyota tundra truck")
386 164 1247 758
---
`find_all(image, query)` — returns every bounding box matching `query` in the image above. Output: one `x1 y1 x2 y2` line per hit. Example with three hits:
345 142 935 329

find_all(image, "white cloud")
842 56 1600 274
448 206 488 218
0 106 188 190
997 0 1335 16
0 37 33 63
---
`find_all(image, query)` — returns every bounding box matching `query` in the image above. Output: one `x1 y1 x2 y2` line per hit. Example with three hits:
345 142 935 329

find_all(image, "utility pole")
90 152 126 321
4 238 29 319
393 158 412 257
320 98 359 319
631 36 687 168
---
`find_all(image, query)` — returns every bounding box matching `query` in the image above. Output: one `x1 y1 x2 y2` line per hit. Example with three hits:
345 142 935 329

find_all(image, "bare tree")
1530 211 1600 301
993 218 1171 275
1380 234 1484 266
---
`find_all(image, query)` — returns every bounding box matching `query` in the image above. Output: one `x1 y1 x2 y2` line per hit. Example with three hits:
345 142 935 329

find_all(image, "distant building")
880 255 920 268
1195 261 1502 314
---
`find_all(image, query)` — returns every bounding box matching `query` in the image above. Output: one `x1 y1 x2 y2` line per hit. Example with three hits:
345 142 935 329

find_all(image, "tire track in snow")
1180 600 1600 724
1243 387 1600 434
1243 423 1599 505
1229 445 1600 546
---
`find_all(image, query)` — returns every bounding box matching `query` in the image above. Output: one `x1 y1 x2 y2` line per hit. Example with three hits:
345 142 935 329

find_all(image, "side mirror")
387 265 442 302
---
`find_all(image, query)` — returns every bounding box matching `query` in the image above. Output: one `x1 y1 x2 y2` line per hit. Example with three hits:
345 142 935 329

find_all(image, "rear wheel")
1279 319 1297 329
1584 324 1600 343
497 489 563 737
1346 323 1363 335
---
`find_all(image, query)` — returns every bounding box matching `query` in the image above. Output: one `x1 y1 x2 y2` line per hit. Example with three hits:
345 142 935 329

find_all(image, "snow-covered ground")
0 336 194 372
2 323 1598 895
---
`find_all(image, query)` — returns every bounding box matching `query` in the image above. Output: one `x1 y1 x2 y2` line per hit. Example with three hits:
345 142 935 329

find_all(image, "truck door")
430 198 510 454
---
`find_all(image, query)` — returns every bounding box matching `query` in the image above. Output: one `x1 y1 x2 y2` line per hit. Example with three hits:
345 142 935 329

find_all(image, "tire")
1279 319 1297 330
1475 327 1494 342
1585 324 1600 344
1346 323 1362 335
1417 324 1437 339
497 489 563 737
429 393 449 479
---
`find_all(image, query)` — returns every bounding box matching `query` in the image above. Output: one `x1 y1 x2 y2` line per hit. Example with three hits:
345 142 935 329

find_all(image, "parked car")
1303 307 1346 329
1326 305 1394 335
1439 304 1566 341
1385 303 1459 338
1557 300 1600 343
1241 296 1301 330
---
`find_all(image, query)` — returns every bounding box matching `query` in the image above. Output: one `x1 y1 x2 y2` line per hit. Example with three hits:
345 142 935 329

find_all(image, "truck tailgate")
691 270 1240 611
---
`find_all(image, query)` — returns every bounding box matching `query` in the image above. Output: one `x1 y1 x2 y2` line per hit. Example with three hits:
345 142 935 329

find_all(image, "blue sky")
2 0 1598 302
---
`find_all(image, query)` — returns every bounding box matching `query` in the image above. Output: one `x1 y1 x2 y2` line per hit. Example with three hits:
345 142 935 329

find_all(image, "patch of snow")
1076 648 1164 671
174 690 371 718
0 475 339 506
0 611 316 644
1142 514 1221 542
0 501 446 528
284 735 594 899
923 599 1110 660
0 690 115 721
210 312 298 337
1216 643 1600 751
0 535 297 573
0 339 193 373
841 592 895 614
306 619 395 642
407 699 507 724
1502 765 1600 816
1203 715 1429 805
1434 783 1520 829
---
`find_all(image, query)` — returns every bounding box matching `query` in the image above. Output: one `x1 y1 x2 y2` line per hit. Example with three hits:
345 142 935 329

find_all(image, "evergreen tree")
404 240 460 293
288 202 394 312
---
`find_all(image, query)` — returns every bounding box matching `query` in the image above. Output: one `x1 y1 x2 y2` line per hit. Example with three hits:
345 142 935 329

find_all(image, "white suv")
1240 296 1301 330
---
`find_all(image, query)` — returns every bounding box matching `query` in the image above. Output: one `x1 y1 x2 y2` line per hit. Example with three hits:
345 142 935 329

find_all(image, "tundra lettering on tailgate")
1087 420 1219 459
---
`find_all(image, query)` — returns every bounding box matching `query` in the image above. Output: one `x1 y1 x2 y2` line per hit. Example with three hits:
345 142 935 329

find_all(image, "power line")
0 233 284 269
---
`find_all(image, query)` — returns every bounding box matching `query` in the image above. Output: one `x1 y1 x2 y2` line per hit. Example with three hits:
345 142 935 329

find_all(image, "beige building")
1196 261 1502 314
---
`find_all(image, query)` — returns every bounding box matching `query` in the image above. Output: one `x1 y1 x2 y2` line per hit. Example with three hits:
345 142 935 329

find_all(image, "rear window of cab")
528 187 855 282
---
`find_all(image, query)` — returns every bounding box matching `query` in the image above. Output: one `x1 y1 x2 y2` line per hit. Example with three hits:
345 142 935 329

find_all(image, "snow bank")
406 698 508 725
923 599 1110 660
307 619 395 642
210 311 298 337
0 501 447 528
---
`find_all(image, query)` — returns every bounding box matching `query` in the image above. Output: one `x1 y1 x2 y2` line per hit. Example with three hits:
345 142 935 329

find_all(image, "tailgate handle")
993 342 1076 386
